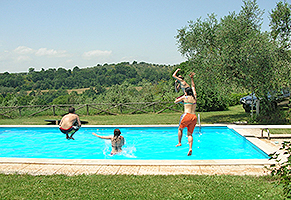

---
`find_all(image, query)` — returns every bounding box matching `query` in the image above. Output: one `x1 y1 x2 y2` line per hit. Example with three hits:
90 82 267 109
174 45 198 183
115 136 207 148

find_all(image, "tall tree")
176 0 288 113
269 1 291 89
270 1 291 49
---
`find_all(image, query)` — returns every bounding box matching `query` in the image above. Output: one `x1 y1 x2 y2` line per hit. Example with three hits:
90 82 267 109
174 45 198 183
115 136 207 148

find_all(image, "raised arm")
174 95 185 104
92 133 112 140
172 68 183 82
189 72 197 99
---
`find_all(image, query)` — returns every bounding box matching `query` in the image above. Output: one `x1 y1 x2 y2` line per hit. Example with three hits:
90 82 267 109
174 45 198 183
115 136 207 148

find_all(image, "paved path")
0 163 269 176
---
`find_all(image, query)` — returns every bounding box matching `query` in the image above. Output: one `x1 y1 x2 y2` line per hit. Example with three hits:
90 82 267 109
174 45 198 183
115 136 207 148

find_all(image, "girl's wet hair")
113 129 122 142
185 87 194 98
114 129 121 137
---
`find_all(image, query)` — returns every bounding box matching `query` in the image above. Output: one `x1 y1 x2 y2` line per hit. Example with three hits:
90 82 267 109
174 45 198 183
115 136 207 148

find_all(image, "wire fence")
0 102 183 118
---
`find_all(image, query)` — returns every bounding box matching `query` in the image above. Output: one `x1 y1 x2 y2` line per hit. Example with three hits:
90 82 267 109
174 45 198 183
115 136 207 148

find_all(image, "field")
1 105 290 134
0 105 248 125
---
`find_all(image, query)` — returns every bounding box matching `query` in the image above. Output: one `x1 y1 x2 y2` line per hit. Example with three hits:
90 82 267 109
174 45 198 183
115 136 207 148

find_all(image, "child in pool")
92 129 125 155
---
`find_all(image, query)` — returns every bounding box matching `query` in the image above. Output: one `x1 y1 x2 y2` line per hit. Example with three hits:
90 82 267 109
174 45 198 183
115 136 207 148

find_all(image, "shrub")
196 87 228 112
269 141 291 198
227 93 248 106
256 98 289 124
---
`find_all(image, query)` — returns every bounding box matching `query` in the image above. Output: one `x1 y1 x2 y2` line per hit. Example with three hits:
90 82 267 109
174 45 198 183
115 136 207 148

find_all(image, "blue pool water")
0 126 268 160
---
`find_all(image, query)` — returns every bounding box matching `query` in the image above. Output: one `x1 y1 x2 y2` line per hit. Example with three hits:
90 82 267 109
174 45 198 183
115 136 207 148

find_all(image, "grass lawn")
2 105 290 134
269 129 291 134
0 105 287 199
0 105 249 125
0 174 283 199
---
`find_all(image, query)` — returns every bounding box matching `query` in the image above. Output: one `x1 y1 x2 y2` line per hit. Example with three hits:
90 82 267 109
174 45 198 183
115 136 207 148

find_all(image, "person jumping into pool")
172 68 190 94
59 107 81 140
92 129 125 155
174 72 197 156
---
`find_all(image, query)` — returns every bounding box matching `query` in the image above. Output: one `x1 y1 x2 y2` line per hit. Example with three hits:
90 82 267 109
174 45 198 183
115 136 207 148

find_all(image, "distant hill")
0 62 177 92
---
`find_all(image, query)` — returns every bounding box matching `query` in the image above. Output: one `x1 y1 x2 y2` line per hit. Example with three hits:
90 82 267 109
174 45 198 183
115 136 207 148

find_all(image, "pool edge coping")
0 157 273 166
0 124 285 166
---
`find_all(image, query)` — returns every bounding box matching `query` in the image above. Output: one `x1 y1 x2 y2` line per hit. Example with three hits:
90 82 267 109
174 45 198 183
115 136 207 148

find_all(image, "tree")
270 1 291 49
28 68 35 73
176 0 289 114
269 1 291 89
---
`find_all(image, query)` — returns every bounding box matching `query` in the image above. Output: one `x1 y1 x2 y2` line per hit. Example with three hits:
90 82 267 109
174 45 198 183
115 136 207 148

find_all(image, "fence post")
53 105 56 116
18 107 21 117
119 104 123 114
86 104 89 115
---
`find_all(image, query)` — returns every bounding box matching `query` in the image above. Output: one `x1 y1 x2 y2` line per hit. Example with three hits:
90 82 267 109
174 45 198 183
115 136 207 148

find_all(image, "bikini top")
184 96 196 105
184 102 196 105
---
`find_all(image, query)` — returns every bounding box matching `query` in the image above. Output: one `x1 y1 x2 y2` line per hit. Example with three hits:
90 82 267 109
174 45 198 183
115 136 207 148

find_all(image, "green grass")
270 129 291 134
2 105 290 135
0 174 283 199
0 105 249 125
0 105 287 199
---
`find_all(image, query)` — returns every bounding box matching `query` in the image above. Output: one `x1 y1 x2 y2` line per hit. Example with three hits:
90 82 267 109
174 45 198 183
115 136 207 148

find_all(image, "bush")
254 111 289 124
269 141 291 198
256 98 290 124
196 87 228 112
227 93 248 106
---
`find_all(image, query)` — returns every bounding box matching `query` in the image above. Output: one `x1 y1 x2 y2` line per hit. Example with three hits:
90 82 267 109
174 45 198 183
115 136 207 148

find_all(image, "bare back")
175 95 197 114
59 113 81 129
183 96 196 114
111 136 125 154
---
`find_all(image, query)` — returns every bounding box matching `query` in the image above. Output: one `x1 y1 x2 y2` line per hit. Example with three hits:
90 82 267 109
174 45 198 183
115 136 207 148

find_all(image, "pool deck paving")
1 125 290 176
0 163 270 176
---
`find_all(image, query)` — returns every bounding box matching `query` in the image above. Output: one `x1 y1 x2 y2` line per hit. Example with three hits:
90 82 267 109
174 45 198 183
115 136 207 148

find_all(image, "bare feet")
66 134 75 140
176 143 182 147
187 149 192 156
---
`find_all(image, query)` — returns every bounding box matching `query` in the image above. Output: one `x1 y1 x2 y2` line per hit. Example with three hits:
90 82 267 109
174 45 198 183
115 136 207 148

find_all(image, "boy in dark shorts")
59 107 81 140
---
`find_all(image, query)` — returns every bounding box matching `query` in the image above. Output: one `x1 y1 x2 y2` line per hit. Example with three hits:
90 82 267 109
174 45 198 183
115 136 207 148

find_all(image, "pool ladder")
261 128 270 140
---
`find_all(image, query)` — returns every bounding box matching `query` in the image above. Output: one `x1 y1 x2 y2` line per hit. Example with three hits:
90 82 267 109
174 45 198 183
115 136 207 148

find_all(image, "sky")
0 0 288 73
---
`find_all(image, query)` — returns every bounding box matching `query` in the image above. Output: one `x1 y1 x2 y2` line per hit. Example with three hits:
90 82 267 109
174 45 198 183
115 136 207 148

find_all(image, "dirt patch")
26 88 91 95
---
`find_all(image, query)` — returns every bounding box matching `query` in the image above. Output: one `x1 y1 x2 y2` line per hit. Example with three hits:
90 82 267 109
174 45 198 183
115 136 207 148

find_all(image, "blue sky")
0 0 286 73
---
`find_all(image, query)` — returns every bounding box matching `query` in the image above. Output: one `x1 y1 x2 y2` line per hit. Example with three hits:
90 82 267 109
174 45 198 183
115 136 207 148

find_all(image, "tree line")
0 62 174 91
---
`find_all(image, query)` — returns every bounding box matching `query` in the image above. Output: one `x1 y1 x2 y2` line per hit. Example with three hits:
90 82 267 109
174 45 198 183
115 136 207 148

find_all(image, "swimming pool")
0 126 268 160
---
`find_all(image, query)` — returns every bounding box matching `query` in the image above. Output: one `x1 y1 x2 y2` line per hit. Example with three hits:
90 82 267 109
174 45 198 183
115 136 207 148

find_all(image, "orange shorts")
179 113 197 134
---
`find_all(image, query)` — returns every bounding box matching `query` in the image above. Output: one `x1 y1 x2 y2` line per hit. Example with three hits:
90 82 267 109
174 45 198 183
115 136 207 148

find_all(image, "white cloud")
14 46 34 54
35 48 68 57
82 49 112 59
12 46 69 58
65 59 73 63
16 55 32 62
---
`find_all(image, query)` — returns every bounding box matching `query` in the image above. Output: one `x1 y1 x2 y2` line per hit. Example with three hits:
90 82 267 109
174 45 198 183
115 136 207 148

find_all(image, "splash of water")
119 146 137 158
102 140 137 158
